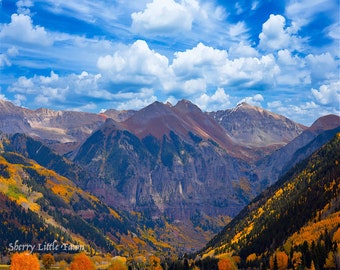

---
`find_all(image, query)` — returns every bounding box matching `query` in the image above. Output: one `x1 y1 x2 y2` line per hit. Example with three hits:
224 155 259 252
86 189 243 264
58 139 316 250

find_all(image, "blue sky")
0 0 339 125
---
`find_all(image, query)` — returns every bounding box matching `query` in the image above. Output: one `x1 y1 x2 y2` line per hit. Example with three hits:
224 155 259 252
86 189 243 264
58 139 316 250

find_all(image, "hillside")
200 133 340 269
0 136 181 257
0 100 339 254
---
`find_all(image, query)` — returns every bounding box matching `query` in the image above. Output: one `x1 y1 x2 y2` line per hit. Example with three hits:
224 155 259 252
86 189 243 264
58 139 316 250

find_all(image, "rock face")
254 114 340 188
1 98 339 252
72 100 311 249
208 102 307 157
0 99 106 154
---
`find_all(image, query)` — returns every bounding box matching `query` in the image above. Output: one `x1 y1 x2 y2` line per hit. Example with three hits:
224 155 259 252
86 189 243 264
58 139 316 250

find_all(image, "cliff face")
208 102 307 156
1 99 339 252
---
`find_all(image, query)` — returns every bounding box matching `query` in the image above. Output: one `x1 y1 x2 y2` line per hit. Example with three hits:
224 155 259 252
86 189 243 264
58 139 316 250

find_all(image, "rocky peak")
208 104 306 150
174 99 202 114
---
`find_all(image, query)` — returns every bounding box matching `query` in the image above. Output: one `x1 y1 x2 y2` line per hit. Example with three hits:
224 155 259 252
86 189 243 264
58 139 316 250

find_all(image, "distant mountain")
208 102 307 157
0 99 106 155
72 100 337 251
200 132 340 269
0 99 339 253
101 108 136 122
254 114 340 188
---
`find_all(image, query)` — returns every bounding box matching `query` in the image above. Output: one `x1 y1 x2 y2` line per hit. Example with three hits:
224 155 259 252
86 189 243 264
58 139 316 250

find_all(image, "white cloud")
306 53 338 82
228 21 249 41
251 1 259 11
171 42 228 79
276 49 310 86
131 0 195 34
238 94 264 107
8 71 112 108
259 14 291 51
16 0 33 15
285 0 334 29
194 88 231 111
0 14 52 46
97 41 282 99
228 42 259 59
220 54 280 87
97 40 171 86
116 93 158 110
311 82 340 107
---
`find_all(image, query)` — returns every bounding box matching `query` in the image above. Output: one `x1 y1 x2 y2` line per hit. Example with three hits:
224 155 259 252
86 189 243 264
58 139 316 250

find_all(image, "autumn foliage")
108 256 128 270
42 253 55 269
269 251 288 270
218 257 237 270
69 253 95 270
10 252 39 270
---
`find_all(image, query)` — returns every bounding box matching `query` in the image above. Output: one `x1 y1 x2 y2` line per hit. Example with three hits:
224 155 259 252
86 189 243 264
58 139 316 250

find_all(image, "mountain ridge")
199 132 340 269
0 98 339 254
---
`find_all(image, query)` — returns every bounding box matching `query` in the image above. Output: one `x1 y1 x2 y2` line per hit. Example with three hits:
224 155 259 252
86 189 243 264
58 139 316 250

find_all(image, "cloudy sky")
0 0 339 125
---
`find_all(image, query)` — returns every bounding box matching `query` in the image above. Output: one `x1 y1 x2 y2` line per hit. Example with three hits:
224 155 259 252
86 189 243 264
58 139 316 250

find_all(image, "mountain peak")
174 99 202 113
209 103 306 150
309 114 340 131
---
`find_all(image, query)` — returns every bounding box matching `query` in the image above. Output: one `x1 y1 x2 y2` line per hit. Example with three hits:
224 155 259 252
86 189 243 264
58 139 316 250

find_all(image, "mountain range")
0 99 339 257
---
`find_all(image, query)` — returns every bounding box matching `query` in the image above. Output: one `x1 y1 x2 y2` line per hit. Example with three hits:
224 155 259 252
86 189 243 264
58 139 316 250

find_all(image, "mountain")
254 114 340 188
0 99 339 254
0 99 106 155
73 116 249 251
0 134 181 255
200 133 340 269
101 108 136 122
71 100 323 251
208 102 307 157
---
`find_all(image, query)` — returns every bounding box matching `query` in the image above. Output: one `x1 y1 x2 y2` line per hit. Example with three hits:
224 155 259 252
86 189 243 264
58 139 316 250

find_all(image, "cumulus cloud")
97 40 171 87
16 0 33 15
194 88 231 111
228 42 259 59
306 53 338 82
0 14 52 46
115 88 158 110
238 94 264 107
258 14 291 51
97 41 282 100
171 42 228 79
8 71 110 108
311 82 340 107
131 0 196 34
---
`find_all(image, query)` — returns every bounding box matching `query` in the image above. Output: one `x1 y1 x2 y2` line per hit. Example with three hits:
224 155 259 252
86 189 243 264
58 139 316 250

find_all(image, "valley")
0 99 339 269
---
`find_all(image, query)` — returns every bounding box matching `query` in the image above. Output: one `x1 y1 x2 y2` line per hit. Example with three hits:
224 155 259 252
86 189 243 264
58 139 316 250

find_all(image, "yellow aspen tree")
269 251 288 270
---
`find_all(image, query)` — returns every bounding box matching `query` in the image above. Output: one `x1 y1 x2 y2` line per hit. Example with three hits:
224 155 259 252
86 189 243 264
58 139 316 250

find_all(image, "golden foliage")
69 253 95 270
333 227 340 243
269 251 288 270
292 251 302 270
324 251 336 269
42 253 55 269
246 253 257 263
286 211 340 247
108 256 128 270
10 252 39 270
218 257 237 270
